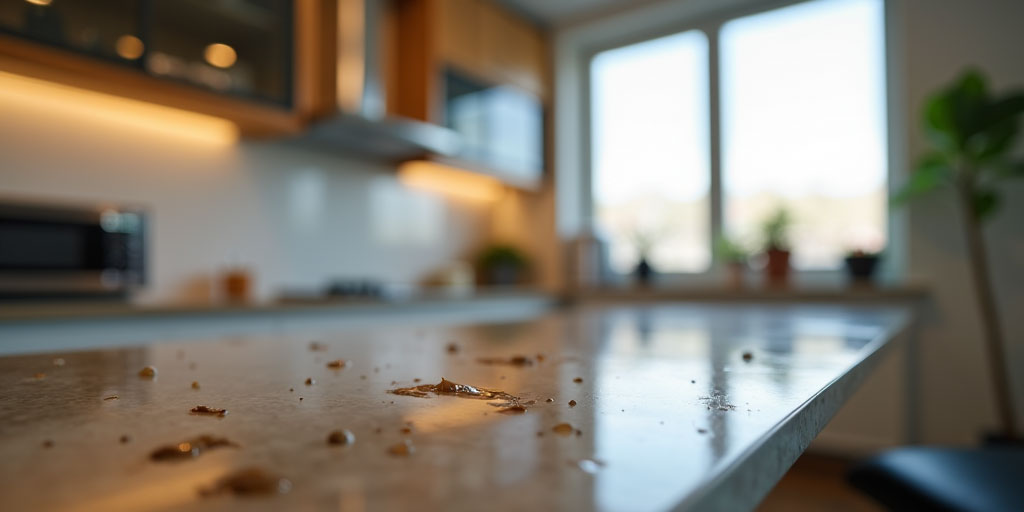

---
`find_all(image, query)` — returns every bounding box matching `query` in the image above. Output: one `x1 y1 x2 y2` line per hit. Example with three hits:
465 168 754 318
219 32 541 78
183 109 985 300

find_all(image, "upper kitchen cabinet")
435 0 548 102
0 0 329 136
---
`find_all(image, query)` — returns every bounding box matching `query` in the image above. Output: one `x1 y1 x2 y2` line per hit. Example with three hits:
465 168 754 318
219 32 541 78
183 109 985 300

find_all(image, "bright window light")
721 0 887 268
591 30 710 274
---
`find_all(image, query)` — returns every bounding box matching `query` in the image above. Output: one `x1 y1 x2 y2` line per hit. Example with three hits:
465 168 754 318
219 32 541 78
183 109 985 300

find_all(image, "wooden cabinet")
435 0 548 102
0 0 333 137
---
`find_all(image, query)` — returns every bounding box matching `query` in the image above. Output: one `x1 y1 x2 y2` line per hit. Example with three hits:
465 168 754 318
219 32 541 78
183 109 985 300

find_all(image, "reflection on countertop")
0 303 909 511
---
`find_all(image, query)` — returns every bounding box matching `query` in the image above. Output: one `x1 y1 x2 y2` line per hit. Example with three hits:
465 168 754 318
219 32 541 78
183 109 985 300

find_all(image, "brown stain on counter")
200 467 291 497
388 378 519 402
190 405 228 417
150 435 238 461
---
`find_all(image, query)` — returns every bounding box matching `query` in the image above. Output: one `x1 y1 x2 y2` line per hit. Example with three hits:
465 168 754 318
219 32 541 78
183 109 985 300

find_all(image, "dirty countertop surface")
0 304 908 512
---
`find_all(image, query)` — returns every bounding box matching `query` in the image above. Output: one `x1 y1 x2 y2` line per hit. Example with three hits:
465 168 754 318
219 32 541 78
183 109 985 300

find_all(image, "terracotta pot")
765 248 790 287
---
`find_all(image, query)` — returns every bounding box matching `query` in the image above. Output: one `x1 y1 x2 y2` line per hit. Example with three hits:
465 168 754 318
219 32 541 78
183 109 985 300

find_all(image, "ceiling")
499 0 643 25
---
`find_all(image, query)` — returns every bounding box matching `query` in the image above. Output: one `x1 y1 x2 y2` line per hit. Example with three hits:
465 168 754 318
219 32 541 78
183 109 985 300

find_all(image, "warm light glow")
203 43 237 69
398 161 504 202
25 0 52 6
115 35 144 60
0 71 238 146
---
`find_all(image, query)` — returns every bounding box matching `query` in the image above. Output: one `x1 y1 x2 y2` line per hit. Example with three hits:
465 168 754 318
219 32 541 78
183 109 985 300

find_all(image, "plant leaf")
892 153 952 205
973 188 1000 221
968 92 1024 163
924 70 991 152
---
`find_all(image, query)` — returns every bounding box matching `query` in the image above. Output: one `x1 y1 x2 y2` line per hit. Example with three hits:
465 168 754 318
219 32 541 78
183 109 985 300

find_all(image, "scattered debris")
571 458 606 474
742 351 753 362
191 381 200 390
545 398 554 403
120 435 131 444
698 391 737 411
103 395 119 401
327 430 355 446
138 366 157 378
568 400 577 407
573 377 583 384
190 405 228 417
446 343 460 354
326 360 348 369
309 341 328 352
388 440 414 457
552 423 574 436
52 358 65 367
305 378 315 386
477 355 533 367
42 439 54 448
199 467 291 497
496 405 527 414
150 435 237 461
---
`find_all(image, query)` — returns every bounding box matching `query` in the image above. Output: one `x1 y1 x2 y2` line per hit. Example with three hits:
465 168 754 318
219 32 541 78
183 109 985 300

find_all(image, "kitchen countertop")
0 303 909 511
0 290 555 324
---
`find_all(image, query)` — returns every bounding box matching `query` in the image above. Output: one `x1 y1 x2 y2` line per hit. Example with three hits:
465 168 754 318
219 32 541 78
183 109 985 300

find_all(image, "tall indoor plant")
893 69 1024 440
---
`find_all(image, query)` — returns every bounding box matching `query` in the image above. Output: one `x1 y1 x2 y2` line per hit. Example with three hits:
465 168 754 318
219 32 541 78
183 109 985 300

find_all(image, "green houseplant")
760 208 793 287
893 69 1024 440
476 245 529 286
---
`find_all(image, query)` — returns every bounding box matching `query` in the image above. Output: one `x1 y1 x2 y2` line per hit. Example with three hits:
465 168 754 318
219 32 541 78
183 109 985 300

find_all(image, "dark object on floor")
847 447 1024 512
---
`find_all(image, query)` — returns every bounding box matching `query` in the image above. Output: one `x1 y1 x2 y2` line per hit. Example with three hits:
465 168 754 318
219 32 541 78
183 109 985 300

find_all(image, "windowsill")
572 281 929 304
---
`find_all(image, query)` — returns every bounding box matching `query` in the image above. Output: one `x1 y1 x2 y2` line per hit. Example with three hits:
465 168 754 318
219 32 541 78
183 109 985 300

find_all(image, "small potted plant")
632 231 656 286
715 235 748 289
760 208 792 287
844 249 881 283
476 245 529 287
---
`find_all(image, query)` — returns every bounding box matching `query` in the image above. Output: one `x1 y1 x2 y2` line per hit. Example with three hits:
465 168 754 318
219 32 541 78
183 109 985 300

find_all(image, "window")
589 0 886 274
591 31 710 274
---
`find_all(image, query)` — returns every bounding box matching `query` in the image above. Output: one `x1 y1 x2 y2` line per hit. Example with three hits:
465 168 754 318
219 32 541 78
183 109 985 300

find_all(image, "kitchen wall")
554 0 1024 450
0 75 495 304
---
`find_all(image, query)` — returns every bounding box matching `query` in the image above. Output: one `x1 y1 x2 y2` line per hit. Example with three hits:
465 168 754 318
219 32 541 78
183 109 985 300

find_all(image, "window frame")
579 0 901 286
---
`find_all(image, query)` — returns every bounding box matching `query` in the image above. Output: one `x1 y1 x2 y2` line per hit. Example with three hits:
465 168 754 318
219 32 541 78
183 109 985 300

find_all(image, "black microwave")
0 198 146 299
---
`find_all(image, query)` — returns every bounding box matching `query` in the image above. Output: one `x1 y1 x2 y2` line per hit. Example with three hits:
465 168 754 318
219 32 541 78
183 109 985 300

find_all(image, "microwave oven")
0 198 146 299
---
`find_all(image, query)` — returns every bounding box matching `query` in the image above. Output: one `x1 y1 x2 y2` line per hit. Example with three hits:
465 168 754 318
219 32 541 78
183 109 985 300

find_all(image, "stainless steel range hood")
299 0 461 160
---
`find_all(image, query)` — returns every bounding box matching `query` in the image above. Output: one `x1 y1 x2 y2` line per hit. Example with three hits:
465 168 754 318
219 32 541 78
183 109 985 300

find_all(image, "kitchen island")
0 303 909 511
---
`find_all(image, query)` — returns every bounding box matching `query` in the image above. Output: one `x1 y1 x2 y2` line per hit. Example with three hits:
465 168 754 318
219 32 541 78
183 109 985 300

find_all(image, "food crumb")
42 439 54 448
119 435 131 444
326 359 348 369
400 427 412 435
575 429 583 436
305 378 315 386
496 404 527 414
413 378 421 383
569 400 577 407
545 398 554 403
691 380 696 384
536 354 545 362
200 467 291 497
446 343 459 354
552 423 574 436
289 388 294 392
573 377 583 384
697 428 708 434
190 405 228 417
191 381 200 390
327 430 355 446
742 351 753 362
33 372 46 380
138 366 157 378
387 439 414 457
299 397 304 401
309 341 327 351
103 395 119 401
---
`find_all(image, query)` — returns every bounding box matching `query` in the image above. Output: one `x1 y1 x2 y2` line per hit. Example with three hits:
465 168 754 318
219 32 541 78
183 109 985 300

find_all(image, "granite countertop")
0 303 909 511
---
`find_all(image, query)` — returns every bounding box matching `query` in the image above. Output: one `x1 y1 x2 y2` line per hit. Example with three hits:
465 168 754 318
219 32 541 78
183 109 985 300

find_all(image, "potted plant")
476 245 529 287
760 208 792 287
844 249 881 283
892 69 1024 440
632 230 656 286
715 235 749 288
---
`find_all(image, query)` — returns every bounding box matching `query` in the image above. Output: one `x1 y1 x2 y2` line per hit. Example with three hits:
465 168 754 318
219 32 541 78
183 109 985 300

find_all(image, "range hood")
299 0 461 160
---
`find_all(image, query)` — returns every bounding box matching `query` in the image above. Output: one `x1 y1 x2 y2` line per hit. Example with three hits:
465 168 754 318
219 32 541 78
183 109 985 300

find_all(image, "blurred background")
1 0 1023 509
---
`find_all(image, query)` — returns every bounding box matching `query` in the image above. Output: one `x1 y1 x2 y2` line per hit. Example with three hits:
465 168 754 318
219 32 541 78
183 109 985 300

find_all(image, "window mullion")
707 23 724 264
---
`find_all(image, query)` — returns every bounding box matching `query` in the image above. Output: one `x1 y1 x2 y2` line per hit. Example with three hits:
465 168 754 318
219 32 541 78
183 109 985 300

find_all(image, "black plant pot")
844 255 879 282
635 257 653 286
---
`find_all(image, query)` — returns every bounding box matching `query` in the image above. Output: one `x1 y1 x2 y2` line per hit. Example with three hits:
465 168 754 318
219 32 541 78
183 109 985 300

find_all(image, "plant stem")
957 179 1018 439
